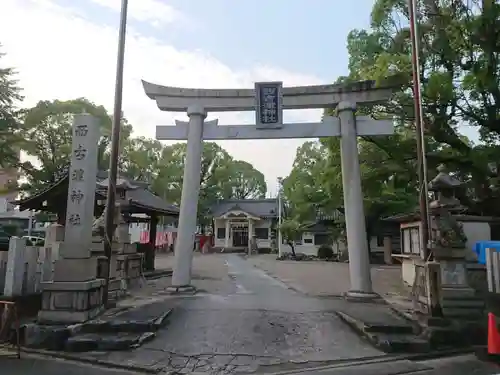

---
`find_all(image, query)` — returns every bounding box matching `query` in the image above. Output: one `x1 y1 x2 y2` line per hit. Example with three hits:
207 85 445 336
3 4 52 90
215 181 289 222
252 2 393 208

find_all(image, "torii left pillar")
168 105 206 293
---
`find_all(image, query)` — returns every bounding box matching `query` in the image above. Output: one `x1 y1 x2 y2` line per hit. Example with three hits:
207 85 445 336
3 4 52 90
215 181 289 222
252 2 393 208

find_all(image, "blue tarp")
474 241 500 265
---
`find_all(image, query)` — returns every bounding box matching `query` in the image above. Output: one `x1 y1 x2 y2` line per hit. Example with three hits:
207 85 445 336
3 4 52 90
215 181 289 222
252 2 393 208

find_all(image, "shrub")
317 245 334 259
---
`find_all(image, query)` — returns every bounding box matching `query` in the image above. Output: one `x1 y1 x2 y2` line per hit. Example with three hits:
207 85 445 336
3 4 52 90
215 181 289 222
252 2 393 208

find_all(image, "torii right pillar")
338 101 378 299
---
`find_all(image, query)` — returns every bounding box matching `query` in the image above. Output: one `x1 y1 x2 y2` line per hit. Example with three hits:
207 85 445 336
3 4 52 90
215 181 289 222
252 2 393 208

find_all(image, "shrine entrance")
143 78 398 297
231 224 249 248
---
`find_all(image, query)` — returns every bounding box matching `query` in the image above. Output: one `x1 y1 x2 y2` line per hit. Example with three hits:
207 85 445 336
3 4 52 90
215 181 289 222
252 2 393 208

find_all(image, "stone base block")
344 290 380 301
116 255 126 279
108 277 127 300
122 243 137 254
37 279 105 324
53 257 98 282
45 224 65 245
90 241 121 254
125 254 143 288
94 254 119 279
166 285 197 295
58 242 93 259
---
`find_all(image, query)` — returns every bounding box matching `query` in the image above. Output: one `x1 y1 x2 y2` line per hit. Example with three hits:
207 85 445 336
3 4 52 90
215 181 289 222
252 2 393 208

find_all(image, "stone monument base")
37 278 105 324
125 253 143 288
108 277 127 300
413 259 484 319
344 290 380 301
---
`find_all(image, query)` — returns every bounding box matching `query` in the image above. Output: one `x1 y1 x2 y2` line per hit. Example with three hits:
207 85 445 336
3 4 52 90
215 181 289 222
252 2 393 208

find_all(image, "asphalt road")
0 355 135 375
3 255 497 375
2 353 499 375
296 354 500 375
139 254 382 363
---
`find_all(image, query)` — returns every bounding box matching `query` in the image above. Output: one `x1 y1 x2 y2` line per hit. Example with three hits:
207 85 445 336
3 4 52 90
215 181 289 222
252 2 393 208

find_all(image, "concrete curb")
20 347 164 373
18 347 474 375
260 349 475 375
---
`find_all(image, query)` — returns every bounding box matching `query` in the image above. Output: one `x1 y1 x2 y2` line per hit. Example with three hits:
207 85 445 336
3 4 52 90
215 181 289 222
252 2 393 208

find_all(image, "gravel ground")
247 254 407 297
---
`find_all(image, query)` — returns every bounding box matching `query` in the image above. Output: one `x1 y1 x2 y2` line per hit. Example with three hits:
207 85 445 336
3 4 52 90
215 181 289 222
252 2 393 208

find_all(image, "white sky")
0 0 323 196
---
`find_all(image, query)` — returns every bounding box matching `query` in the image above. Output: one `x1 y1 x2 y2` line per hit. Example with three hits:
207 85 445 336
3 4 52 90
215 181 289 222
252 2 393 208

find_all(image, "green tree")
284 136 418 252
282 141 331 221
152 142 235 227
341 0 500 215
0 45 23 169
220 160 267 199
278 219 303 257
120 136 164 181
19 98 133 194
152 142 267 228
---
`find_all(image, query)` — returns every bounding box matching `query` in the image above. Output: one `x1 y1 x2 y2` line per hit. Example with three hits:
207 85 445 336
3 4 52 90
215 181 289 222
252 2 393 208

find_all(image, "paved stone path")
79 254 384 373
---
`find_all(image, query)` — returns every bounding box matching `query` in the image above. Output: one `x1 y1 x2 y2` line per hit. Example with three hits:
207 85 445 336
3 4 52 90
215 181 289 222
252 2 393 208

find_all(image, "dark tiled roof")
96 170 150 189
127 188 179 215
16 170 179 216
210 199 280 219
302 222 334 233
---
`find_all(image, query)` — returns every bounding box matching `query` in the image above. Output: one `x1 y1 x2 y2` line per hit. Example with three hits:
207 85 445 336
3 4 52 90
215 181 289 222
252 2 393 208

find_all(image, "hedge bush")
317 245 334 259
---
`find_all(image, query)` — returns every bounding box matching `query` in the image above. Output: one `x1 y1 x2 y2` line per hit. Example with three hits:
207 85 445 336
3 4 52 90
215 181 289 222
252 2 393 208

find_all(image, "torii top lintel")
142 78 399 113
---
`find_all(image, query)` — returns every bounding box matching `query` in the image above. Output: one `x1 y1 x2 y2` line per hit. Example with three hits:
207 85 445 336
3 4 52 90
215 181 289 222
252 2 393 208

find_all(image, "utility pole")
408 0 443 317
102 0 129 308
277 177 283 257
408 0 431 258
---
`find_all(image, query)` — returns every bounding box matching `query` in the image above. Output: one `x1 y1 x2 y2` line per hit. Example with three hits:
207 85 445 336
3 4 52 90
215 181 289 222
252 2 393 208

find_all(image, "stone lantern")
426 165 482 318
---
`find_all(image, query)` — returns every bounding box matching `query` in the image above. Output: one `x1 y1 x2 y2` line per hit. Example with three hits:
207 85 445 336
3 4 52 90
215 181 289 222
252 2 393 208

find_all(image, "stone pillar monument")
38 114 105 324
169 105 206 292
338 102 377 298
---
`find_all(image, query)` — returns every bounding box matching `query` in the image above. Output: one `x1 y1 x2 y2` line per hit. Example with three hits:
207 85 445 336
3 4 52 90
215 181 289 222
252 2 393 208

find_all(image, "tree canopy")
0 45 23 170
151 142 266 226
18 98 133 194
284 0 500 244
6 89 267 225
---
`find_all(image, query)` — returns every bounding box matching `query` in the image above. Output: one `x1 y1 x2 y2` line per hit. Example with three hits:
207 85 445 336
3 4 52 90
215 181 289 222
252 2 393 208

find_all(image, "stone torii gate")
143 79 396 298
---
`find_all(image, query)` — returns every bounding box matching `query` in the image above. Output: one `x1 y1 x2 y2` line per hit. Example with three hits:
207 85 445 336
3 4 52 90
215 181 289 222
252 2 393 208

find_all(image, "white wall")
401 258 416 286
294 233 383 257
294 232 317 256
462 221 490 261
213 218 273 248
254 219 272 248
0 198 9 213
294 232 348 256
213 218 225 248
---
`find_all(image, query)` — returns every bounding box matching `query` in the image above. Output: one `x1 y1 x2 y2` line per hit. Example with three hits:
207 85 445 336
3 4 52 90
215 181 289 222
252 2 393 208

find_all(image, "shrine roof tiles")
210 199 280 219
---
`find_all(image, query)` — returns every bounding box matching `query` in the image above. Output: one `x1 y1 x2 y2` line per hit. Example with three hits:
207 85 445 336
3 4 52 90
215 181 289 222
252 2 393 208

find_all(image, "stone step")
336 310 416 335
362 322 414 335
64 331 156 352
368 333 431 353
422 321 487 348
336 309 431 353
80 308 172 334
